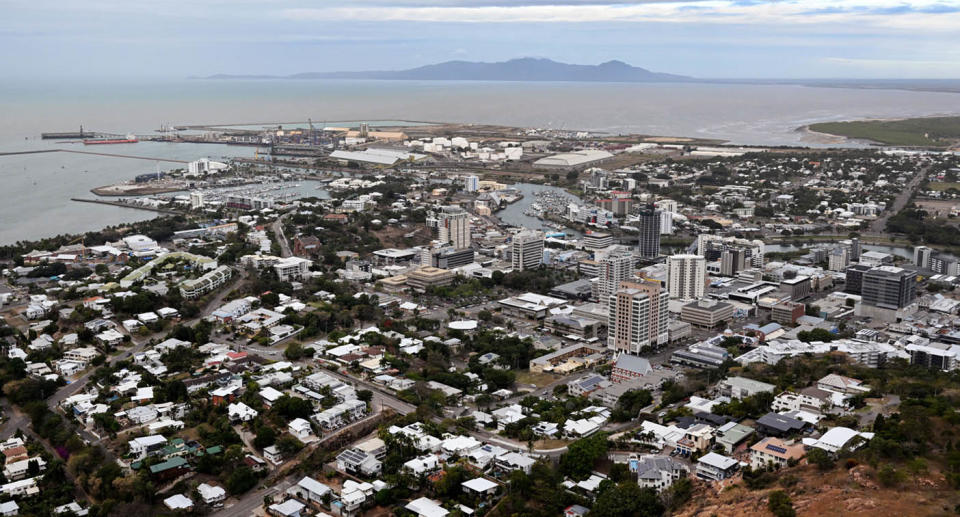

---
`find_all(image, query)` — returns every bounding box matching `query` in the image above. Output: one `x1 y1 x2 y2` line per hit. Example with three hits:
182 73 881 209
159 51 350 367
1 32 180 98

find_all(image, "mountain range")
202 57 693 83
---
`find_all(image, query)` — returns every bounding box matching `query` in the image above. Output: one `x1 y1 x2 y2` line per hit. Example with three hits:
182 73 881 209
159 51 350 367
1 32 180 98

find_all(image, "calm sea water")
1 78 959 245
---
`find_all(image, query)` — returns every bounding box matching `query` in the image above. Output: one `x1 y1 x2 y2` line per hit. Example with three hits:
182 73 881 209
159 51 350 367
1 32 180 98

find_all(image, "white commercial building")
511 231 544 271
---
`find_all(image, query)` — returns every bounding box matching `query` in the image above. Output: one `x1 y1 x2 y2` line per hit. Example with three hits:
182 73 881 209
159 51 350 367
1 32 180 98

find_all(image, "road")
271 213 292 258
870 164 928 233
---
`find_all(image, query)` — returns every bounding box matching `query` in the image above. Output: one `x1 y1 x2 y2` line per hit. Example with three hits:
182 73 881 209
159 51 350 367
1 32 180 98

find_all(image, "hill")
675 462 959 517
206 58 692 83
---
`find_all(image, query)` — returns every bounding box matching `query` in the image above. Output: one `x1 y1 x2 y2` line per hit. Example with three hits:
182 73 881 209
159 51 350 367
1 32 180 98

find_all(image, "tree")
357 389 373 403
253 425 276 450
806 447 834 471
225 466 259 494
767 490 796 517
560 433 609 480
591 483 663 517
608 463 632 483
877 464 905 487
276 436 304 456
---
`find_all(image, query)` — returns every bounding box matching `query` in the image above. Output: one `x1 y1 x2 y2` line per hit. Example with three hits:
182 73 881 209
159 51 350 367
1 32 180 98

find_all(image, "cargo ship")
84 134 138 145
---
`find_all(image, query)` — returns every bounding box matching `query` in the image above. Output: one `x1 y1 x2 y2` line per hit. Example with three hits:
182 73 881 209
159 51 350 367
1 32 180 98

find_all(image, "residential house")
288 418 313 441
289 476 332 504
405 497 449 517
717 376 775 400
2 457 45 481
635 455 689 492
128 435 167 460
675 423 714 455
227 402 258 422
494 452 536 475
714 422 755 454
197 483 226 507
264 445 283 465
771 388 832 414
336 448 383 477
750 437 806 470
695 452 739 482
268 499 306 517
755 413 807 437
462 477 498 498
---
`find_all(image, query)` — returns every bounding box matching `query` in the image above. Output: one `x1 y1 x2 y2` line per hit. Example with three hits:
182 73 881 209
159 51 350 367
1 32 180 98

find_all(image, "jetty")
70 198 184 215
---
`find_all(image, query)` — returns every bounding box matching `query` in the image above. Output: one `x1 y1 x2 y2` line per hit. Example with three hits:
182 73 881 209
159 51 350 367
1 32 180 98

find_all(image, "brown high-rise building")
607 279 670 355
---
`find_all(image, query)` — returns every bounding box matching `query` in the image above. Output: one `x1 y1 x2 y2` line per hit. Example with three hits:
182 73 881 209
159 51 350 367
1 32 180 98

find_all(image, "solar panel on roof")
765 444 787 454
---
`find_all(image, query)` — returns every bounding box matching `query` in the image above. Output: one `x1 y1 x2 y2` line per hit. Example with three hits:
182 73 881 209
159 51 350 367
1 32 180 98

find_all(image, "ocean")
1 78 959 245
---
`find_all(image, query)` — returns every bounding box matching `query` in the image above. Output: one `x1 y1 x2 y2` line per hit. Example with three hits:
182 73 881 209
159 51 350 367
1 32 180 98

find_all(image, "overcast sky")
4 0 960 79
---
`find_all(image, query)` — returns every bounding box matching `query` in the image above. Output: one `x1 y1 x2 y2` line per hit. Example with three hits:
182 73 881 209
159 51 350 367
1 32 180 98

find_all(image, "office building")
914 245 933 269
596 250 635 305
771 302 805 326
583 232 613 250
512 231 544 271
667 254 706 301
407 267 455 291
436 248 475 269
607 279 670 354
780 275 811 301
435 206 471 249
861 266 917 310
844 238 862 262
915 245 960 276
844 264 872 295
719 249 746 277
636 206 661 258
697 234 765 268
680 299 734 328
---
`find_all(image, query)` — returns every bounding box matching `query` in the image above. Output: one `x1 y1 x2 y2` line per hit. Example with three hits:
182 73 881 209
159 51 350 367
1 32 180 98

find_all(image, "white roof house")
163 494 193 510
0 501 17 516
227 402 258 422
405 497 449 517
259 386 284 404
462 477 498 495
269 499 305 517
288 418 313 439
197 483 226 504
803 427 874 453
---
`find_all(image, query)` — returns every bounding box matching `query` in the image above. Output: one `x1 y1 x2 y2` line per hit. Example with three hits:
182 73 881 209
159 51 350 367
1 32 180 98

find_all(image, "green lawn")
808 116 960 147
515 370 558 388
928 182 960 191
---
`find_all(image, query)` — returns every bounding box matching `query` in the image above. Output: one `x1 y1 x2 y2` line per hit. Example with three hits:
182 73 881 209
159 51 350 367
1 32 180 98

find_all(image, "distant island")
807 116 960 148
202 57 693 83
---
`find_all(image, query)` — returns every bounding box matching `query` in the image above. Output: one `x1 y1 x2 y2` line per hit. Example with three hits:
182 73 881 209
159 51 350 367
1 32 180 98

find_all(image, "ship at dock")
83 134 138 145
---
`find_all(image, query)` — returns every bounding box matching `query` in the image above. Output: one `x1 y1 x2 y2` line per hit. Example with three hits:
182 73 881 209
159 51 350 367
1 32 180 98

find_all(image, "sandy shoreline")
91 184 185 196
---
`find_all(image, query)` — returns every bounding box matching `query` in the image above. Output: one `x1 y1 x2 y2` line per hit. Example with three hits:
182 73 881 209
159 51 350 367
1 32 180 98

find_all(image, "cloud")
279 0 960 31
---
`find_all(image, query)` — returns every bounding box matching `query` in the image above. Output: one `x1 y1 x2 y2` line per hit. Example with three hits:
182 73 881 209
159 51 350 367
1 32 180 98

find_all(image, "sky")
3 0 960 79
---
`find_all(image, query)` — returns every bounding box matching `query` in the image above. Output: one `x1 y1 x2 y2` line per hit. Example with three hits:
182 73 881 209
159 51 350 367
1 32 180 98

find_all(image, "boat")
84 134 138 145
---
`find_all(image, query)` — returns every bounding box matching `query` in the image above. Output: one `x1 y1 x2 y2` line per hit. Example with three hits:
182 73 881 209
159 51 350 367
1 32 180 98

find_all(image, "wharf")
70 198 184 215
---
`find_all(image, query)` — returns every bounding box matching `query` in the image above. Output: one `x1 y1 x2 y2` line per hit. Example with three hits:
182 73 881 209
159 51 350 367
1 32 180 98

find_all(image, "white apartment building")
435 206 471 249
596 250 635 305
667 254 707 301
273 257 312 282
